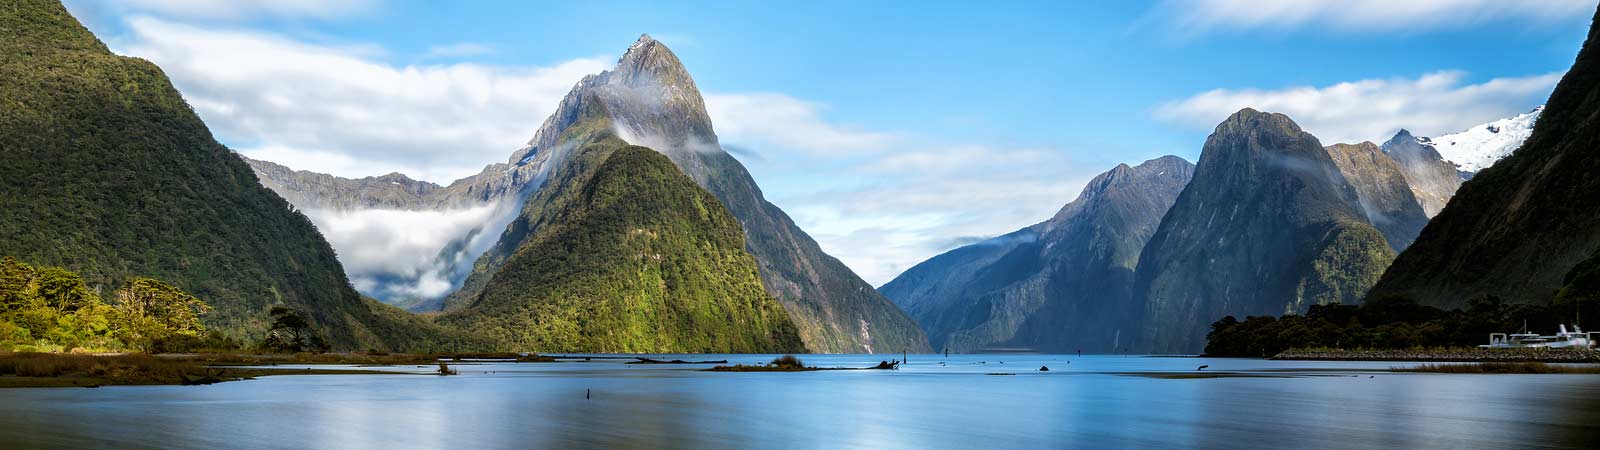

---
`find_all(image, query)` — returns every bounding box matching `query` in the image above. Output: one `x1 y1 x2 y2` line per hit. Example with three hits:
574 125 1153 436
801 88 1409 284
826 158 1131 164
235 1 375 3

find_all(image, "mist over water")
3 355 1597 450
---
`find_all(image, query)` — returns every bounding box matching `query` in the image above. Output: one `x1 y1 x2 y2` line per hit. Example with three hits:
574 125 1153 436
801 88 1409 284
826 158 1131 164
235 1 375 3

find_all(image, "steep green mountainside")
448 35 928 353
0 0 473 351
1367 6 1600 309
880 156 1194 353
437 121 804 353
1131 109 1395 353
1323 142 1429 251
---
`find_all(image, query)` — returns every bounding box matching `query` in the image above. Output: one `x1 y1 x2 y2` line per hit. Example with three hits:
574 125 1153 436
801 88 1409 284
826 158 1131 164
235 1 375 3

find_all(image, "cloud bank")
303 202 518 300
114 16 608 183
1154 71 1562 144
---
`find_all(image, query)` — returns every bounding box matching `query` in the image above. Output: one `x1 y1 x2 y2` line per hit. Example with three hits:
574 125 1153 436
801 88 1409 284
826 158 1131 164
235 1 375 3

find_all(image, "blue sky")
64 0 1597 285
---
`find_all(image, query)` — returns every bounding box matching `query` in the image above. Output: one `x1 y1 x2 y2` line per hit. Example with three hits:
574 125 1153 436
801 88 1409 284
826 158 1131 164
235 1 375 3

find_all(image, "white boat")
1481 324 1597 349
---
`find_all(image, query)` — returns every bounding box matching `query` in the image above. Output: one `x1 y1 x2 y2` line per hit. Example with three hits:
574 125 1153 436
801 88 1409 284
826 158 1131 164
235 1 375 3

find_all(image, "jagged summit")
508 35 713 167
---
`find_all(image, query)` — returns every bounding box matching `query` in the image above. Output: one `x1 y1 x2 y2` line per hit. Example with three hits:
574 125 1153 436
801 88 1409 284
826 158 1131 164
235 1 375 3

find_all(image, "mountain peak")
612 33 692 88
1216 108 1302 137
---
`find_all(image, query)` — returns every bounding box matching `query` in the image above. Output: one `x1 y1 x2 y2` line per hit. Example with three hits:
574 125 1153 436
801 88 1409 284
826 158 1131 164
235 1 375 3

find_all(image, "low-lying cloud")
1154 71 1562 145
303 203 516 300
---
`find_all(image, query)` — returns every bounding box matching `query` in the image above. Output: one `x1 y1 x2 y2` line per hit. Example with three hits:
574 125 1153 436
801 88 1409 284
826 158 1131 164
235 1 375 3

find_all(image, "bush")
770 354 805 369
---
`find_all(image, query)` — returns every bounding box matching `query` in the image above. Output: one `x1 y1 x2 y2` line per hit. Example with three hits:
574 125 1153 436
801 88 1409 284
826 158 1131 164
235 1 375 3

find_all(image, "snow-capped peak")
1428 106 1543 174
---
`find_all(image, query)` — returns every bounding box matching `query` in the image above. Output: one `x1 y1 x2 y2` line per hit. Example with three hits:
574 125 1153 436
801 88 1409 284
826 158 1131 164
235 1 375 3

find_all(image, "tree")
113 278 211 351
261 306 327 353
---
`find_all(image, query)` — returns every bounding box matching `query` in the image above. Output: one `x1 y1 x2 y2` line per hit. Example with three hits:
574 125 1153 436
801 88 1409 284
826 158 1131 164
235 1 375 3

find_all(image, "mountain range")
249 35 928 353
881 156 1194 353
12 0 1582 356
881 104 1546 354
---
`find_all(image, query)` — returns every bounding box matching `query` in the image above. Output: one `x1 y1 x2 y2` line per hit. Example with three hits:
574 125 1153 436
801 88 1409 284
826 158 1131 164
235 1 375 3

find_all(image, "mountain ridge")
1131 109 1395 353
881 155 1194 353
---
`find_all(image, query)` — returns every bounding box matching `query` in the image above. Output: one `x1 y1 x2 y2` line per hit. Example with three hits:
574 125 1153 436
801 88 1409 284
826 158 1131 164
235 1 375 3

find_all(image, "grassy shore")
0 351 560 388
0 352 416 388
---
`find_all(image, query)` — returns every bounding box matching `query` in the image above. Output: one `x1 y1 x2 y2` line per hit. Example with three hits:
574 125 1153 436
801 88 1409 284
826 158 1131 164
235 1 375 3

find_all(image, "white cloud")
304 202 519 300
772 145 1098 285
110 0 380 21
705 93 902 155
1154 71 1562 144
1154 0 1596 33
426 43 494 59
114 16 610 183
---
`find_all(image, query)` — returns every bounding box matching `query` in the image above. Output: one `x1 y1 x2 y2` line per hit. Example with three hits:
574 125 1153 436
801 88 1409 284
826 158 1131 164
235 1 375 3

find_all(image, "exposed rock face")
1131 109 1395 353
0 0 472 351
451 35 929 353
438 135 806 353
1367 7 1600 309
1323 142 1429 250
880 156 1194 353
1380 130 1465 217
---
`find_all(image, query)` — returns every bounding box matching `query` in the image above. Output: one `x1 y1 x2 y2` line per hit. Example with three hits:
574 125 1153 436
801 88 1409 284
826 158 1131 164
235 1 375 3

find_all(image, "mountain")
1131 109 1396 353
1322 142 1428 250
1380 130 1464 217
1428 106 1544 177
437 126 805 353
0 0 475 351
447 35 928 353
880 156 1194 353
245 156 544 211
1365 8 1600 309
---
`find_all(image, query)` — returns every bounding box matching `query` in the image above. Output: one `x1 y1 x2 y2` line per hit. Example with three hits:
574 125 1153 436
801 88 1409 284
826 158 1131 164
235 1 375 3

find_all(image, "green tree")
113 278 211 351
261 306 328 353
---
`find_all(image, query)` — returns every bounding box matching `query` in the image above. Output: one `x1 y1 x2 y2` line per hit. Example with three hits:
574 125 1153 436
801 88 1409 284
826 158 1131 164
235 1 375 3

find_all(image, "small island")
706 355 900 372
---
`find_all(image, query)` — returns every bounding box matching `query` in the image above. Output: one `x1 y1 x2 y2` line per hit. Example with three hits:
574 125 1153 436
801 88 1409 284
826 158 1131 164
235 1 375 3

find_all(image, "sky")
63 0 1596 287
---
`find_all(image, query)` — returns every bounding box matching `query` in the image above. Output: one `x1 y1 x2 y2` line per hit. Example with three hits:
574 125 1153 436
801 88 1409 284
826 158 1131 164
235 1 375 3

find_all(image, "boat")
1481 323 1597 349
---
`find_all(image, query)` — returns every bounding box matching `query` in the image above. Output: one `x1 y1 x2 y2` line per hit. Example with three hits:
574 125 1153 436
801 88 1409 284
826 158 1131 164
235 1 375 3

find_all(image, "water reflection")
1 355 1598 450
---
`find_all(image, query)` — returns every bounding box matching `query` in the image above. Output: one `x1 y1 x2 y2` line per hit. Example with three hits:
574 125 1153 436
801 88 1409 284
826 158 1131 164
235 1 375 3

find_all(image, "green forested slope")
440 118 804 353
0 0 475 351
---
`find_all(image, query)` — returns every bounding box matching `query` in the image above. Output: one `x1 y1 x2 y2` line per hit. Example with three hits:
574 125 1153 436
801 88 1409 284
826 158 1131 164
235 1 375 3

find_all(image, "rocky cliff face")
1367 7 1600 309
450 35 929 353
1380 130 1465 217
1323 142 1429 250
880 156 1194 353
1131 109 1395 353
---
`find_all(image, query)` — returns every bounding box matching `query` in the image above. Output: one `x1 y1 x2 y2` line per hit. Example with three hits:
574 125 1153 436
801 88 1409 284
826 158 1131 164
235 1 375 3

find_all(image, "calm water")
2 354 1598 450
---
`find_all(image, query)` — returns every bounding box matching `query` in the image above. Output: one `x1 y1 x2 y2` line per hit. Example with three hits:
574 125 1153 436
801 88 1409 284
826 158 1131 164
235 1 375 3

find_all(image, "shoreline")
0 351 552 389
1271 348 1600 363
